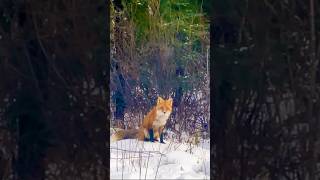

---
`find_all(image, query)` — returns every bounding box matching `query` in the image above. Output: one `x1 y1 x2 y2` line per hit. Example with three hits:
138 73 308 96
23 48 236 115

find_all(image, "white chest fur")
153 110 170 128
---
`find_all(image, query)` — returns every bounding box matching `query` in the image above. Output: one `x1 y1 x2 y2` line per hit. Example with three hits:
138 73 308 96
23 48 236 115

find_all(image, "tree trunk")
307 0 318 179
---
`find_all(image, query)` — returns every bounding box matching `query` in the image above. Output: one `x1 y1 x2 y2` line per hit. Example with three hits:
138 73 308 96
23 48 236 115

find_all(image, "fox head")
156 97 173 116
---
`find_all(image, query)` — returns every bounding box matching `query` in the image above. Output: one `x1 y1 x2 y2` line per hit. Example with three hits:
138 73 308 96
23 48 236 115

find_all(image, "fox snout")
157 109 169 116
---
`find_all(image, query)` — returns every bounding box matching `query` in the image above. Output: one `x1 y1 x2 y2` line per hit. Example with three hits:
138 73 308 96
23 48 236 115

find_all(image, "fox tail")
110 128 140 142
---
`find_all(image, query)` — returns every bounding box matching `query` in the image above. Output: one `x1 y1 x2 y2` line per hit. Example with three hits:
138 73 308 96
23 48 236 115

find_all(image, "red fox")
111 97 173 143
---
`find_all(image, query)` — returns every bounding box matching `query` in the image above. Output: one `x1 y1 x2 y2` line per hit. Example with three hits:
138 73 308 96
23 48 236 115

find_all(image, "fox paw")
144 138 155 142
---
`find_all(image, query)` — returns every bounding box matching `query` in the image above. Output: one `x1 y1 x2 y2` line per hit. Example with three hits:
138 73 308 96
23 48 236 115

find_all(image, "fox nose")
163 111 166 114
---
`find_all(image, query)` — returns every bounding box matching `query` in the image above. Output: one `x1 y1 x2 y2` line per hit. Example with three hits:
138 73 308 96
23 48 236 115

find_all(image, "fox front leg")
148 128 154 142
153 128 160 142
160 133 165 144
159 127 165 144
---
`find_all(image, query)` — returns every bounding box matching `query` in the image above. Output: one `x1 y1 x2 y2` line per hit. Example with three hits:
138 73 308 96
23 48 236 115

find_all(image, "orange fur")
111 97 173 142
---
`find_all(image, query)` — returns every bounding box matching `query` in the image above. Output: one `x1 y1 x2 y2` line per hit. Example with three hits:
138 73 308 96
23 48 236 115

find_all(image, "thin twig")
154 154 163 180
139 149 141 180
110 147 165 155
122 151 124 180
145 151 151 180
31 9 70 89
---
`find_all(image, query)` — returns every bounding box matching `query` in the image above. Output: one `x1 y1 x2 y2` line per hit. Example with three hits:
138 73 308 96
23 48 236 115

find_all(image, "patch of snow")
110 138 210 179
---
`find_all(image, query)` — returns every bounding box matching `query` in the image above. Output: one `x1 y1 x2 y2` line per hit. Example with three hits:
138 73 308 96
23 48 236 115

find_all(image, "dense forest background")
0 0 107 179
213 0 320 179
2 0 320 179
110 0 211 142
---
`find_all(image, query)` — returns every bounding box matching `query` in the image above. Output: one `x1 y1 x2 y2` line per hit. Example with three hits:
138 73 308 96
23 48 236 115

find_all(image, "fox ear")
157 97 164 104
167 98 173 105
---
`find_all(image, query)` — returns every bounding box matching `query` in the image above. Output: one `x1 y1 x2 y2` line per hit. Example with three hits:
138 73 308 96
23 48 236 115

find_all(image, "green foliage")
113 0 208 46
110 0 209 134
122 0 150 44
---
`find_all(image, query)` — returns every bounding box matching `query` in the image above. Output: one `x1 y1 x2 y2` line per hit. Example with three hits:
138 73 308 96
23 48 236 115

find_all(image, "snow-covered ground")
110 138 210 179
